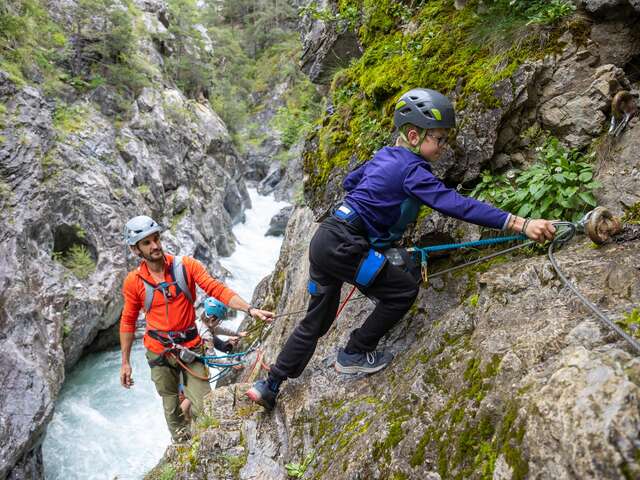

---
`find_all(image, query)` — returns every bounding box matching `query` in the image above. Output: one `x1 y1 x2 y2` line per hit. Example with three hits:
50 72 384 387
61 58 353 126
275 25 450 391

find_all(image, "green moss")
468 293 480 308
0 179 12 202
408 349 526 479
389 472 408 480
137 184 151 195
170 209 187 232
223 453 247 479
372 408 409 462
304 0 568 205
53 103 87 138
410 428 432 467
622 202 640 225
158 464 176 480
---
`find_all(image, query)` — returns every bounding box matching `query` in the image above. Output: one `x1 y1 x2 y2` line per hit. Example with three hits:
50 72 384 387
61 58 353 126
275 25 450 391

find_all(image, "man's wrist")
246 305 254 315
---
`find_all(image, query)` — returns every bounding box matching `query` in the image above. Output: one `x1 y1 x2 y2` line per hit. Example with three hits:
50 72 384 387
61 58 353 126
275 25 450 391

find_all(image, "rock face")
153 4 640 480
265 206 295 237
157 209 640 480
594 118 640 215
299 0 362 85
577 0 640 15
0 1 249 477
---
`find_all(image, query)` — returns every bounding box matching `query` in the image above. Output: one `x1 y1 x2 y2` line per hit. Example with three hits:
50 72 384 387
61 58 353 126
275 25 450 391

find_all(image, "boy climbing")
246 88 556 410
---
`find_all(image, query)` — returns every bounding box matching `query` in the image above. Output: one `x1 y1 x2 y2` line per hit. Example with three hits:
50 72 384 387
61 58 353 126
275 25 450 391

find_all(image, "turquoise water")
42 189 289 479
42 343 170 479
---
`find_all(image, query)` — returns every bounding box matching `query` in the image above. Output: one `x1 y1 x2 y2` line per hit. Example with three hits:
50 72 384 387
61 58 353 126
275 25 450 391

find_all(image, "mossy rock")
303 0 571 208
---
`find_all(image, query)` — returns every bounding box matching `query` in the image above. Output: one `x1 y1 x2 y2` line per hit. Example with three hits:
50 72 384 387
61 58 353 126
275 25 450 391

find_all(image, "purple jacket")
343 146 510 248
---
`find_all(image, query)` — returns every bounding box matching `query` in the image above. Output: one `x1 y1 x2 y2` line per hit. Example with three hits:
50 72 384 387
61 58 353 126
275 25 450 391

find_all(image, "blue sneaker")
245 379 279 410
335 348 394 374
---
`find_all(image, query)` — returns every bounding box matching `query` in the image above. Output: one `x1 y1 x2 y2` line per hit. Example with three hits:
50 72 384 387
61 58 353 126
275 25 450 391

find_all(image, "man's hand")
120 363 134 388
249 308 275 322
524 219 556 243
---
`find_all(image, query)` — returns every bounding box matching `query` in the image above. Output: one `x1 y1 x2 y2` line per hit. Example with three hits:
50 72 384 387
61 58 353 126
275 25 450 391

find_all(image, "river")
42 188 289 479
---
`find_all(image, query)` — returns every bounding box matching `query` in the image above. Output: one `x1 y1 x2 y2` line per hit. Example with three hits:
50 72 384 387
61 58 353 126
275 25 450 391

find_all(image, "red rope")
335 285 357 320
169 352 210 381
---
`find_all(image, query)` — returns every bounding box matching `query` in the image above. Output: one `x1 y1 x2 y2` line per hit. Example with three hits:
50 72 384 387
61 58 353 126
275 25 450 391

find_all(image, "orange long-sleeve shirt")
120 254 237 354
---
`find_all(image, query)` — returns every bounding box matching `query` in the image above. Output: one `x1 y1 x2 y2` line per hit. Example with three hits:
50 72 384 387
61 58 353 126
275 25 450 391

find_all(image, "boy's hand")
524 219 556 243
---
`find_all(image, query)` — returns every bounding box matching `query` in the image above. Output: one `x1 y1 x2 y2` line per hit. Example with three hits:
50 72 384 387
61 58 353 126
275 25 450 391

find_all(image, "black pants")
269 217 420 381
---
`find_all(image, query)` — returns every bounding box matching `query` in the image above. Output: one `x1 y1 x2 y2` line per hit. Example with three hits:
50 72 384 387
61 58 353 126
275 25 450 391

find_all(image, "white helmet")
124 215 162 246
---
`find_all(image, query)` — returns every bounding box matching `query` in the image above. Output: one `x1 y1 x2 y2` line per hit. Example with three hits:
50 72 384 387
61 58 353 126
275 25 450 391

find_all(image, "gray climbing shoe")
335 348 394 374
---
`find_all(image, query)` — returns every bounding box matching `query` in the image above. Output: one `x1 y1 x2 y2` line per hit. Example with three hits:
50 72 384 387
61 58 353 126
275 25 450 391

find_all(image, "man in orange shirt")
119 215 273 442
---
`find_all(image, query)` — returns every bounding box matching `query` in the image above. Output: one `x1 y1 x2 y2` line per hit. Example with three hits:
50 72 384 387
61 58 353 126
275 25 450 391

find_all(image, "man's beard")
140 248 164 262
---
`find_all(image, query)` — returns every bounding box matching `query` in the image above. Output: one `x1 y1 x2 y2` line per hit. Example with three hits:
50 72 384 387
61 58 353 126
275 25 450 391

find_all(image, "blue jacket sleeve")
403 164 510 230
343 163 367 192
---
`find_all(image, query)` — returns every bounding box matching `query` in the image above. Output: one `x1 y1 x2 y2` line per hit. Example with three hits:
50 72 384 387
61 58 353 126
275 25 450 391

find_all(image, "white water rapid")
43 189 289 479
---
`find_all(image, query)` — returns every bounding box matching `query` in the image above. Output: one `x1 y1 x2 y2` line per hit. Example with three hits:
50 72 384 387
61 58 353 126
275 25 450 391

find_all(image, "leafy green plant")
53 244 96 279
470 137 600 222
285 452 314 479
297 1 359 33
195 413 220 430
62 322 71 339
617 308 640 339
525 0 576 25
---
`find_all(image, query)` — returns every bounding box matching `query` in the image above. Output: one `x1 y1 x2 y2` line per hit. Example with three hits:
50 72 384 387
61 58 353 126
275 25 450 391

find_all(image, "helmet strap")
399 127 427 155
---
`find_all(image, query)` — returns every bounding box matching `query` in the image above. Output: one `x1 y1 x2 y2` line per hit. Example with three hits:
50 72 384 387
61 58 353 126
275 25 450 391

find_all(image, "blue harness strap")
333 203 360 222
355 249 387 288
307 279 338 296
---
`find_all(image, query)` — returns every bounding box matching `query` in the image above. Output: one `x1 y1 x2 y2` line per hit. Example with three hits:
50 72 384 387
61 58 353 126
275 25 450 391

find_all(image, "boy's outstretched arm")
404 164 556 243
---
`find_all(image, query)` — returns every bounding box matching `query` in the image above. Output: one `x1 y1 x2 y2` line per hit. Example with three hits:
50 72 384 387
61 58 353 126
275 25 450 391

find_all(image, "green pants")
146 348 211 442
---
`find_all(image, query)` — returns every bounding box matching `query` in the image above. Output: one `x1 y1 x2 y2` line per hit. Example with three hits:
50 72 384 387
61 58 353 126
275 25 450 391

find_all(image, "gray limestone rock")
266 206 294 237
0 74 246 480
299 0 363 85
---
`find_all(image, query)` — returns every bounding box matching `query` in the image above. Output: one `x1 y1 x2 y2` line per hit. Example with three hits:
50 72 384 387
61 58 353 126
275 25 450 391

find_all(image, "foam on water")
43 189 289 479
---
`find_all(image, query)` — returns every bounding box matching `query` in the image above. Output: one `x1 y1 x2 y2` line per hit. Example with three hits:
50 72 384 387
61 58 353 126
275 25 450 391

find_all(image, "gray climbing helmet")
394 88 456 130
124 215 162 246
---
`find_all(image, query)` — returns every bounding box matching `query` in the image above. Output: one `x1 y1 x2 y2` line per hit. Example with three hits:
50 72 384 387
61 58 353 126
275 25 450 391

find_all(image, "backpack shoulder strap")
138 274 155 313
172 256 194 304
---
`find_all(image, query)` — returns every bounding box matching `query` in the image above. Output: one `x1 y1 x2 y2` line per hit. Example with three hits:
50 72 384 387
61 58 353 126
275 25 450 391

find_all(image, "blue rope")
201 351 251 360
410 234 528 256
409 234 529 282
